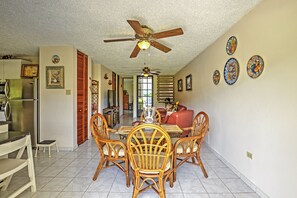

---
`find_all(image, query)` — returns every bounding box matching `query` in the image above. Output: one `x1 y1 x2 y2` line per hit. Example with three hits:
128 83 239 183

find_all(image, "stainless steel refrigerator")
0 79 39 146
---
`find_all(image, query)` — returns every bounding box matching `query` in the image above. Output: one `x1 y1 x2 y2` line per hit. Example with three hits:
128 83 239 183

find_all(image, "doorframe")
136 75 154 117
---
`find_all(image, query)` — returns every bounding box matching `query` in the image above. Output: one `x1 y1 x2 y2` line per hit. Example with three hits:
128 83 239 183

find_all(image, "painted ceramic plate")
224 58 239 85
213 70 220 85
247 55 264 78
52 55 60 64
226 36 237 55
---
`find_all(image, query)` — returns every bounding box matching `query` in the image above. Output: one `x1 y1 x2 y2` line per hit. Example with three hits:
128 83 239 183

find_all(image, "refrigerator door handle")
4 81 10 98
4 101 11 120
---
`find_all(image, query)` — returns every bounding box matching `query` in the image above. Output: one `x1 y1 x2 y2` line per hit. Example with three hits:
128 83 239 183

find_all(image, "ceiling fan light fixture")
137 40 150 50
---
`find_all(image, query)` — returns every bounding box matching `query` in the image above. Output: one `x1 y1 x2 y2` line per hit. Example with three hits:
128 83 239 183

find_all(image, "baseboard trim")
204 143 269 198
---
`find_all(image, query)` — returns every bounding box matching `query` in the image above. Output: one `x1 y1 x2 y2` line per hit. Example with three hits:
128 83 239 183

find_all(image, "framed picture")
186 74 192 91
177 79 183 92
21 64 39 78
46 66 64 89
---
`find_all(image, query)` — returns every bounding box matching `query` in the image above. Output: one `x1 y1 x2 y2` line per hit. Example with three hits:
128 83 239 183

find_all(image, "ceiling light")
137 40 150 50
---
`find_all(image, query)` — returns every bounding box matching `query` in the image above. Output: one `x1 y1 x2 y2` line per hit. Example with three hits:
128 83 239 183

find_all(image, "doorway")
136 75 153 117
123 77 133 115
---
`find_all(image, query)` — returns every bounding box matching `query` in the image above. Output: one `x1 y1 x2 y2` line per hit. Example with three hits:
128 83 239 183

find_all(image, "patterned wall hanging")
52 55 60 64
224 58 240 85
213 70 220 85
247 55 264 78
226 36 237 55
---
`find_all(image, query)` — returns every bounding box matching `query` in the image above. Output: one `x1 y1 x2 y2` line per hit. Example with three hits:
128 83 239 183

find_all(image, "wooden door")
77 51 88 145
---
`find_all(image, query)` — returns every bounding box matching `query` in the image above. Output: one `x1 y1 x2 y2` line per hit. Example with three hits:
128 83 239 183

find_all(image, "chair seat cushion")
176 142 198 154
0 159 28 179
103 144 125 157
130 158 171 174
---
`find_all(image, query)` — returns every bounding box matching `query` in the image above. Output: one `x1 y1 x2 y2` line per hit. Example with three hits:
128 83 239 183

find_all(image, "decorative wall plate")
52 55 60 64
247 55 264 78
213 70 220 85
226 36 237 55
224 58 239 85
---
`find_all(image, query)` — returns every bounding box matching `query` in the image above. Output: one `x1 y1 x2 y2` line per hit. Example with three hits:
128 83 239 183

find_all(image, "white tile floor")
1 112 262 198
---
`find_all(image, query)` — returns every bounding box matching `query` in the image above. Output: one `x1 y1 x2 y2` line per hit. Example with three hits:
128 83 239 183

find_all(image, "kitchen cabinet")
0 60 30 80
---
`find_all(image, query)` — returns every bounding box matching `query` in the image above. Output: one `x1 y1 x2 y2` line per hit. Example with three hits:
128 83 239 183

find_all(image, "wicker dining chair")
140 109 162 124
132 108 162 126
90 113 130 187
127 124 173 198
172 111 209 181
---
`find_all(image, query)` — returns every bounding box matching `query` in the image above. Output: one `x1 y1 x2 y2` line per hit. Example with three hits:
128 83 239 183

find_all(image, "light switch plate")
66 90 71 95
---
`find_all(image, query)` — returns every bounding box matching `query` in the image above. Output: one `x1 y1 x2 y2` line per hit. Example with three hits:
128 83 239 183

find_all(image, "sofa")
157 105 194 137
157 104 187 122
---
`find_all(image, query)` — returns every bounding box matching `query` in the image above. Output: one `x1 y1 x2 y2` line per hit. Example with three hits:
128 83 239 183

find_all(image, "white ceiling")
0 0 261 75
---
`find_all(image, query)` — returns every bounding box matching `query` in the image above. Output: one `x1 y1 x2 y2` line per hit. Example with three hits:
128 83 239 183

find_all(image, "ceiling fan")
0 54 32 62
103 20 184 58
141 67 160 76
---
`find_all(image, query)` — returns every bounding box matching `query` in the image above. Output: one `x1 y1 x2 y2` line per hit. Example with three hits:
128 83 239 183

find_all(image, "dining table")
116 124 183 139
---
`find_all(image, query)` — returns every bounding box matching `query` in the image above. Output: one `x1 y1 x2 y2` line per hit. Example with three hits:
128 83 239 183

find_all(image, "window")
157 75 174 103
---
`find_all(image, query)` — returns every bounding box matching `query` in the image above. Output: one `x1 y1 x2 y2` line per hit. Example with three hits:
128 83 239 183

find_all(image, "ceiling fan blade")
152 28 183 39
151 70 160 73
130 45 141 58
104 38 135 43
150 72 159 75
150 41 171 53
127 20 144 35
14 57 32 62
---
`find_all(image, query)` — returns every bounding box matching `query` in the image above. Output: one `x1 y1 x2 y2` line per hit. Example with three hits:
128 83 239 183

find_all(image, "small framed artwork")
21 64 39 78
177 79 183 92
186 74 192 91
46 66 64 89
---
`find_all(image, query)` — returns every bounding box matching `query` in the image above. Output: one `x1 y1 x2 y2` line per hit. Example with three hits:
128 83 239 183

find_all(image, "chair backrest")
90 113 109 139
0 135 30 156
191 111 209 139
127 124 171 173
140 108 161 124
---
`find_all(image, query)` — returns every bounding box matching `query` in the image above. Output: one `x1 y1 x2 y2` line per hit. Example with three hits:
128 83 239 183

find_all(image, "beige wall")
175 0 297 197
92 64 113 113
100 65 113 111
40 46 92 150
39 46 77 150
92 63 102 113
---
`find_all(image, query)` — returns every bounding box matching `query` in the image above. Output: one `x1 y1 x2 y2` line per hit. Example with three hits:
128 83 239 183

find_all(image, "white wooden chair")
0 135 36 198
